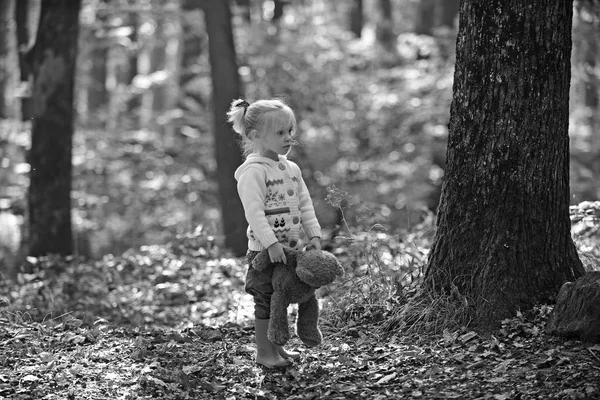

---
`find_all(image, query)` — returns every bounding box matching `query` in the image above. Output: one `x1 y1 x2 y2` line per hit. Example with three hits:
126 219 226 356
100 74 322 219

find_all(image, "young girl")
228 98 322 368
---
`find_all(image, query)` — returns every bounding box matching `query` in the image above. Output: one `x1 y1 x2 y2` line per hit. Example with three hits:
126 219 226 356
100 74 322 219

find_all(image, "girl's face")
259 125 294 160
258 113 295 160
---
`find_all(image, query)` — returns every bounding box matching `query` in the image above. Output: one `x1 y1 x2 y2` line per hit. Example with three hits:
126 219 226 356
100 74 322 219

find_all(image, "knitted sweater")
234 154 321 251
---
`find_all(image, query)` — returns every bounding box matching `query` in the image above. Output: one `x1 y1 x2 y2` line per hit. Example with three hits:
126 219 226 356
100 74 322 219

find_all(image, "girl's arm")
296 172 322 244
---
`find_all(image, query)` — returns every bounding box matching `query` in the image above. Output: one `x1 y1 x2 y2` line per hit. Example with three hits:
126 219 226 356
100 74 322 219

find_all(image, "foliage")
71 127 220 258
1 228 244 329
570 200 600 271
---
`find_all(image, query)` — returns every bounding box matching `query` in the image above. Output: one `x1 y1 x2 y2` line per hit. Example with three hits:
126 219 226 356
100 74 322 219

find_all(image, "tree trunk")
415 0 435 35
15 0 41 121
438 0 459 29
0 0 21 119
349 0 363 38
28 0 81 257
126 10 140 115
137 7 155 130
375 0 394 50
235 0 251 23
424 0 585 329
151 13 167 113
15 0 40 80
204 0 247 256
88 37 109 119
272 0 285 21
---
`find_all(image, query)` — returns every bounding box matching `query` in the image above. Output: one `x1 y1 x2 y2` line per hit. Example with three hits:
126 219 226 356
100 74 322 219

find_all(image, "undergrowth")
1 197 598 341
321 198 600 337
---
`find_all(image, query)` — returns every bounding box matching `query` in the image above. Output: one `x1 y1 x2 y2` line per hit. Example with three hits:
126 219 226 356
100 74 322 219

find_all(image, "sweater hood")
234 154 288 181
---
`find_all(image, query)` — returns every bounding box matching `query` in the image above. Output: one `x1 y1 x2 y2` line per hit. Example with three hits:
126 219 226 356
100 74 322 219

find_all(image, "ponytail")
227 99 250 136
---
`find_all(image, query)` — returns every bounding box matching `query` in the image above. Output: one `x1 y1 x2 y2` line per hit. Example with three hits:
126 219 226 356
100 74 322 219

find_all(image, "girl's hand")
267 242 287 264
308 236 322 250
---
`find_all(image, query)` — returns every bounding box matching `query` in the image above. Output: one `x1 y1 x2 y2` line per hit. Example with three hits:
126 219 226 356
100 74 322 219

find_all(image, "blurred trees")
349 0 363 37
415 0 435 35
571 1 600 201
375 0 394 50
415 0 459 35
0 0 20 120
28 0 82 256
424 0 585 329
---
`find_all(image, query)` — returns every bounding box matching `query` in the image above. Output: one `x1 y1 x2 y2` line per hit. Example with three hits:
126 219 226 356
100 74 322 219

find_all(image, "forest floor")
2 229 600 400
2 306 600 400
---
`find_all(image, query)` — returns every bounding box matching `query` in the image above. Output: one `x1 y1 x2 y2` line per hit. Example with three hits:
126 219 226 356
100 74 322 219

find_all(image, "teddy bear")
252 246 345 347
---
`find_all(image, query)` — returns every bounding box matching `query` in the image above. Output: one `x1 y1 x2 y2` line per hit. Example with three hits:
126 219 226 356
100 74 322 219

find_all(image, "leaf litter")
1 231 599 399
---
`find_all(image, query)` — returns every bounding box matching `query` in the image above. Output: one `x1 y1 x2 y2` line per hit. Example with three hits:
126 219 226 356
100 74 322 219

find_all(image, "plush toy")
252 247 345 347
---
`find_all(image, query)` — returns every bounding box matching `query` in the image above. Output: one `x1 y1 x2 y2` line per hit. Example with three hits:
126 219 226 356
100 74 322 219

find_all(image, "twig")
588 347 600 364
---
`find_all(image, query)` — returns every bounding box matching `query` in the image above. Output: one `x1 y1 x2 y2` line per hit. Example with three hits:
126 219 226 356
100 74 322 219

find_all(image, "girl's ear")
248 129 259 140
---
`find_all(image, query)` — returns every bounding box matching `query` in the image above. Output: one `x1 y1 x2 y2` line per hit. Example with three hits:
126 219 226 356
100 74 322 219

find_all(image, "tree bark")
28 0 81 257
204 0 247 256
424 0 585 329
0 0 21 119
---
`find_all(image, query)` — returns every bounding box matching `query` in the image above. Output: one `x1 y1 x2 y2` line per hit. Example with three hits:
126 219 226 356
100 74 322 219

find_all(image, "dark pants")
245 250 282 319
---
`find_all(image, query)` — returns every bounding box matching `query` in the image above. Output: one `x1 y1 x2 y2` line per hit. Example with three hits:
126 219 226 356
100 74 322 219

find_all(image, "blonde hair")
227 98 297 157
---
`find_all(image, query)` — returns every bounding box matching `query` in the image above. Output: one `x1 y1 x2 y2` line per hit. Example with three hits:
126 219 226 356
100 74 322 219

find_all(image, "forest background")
0 0 599 262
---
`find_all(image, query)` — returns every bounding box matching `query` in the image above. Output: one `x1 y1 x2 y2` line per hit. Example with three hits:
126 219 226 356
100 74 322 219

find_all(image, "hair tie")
235 100 250 115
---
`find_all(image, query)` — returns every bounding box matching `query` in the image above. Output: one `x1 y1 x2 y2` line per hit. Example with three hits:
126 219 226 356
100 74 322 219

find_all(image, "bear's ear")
296 266 316 284
252 249 272 271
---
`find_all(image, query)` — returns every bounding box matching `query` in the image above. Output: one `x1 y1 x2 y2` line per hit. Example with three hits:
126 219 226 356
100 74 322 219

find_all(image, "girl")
228 98 322 368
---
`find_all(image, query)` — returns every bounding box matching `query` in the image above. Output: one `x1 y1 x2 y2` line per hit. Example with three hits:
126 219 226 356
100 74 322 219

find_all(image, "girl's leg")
246 252 296 366
255 318 290 367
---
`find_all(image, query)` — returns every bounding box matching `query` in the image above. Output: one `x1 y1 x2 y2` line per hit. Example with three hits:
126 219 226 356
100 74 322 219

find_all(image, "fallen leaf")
376 372 397 384
459 331 478 343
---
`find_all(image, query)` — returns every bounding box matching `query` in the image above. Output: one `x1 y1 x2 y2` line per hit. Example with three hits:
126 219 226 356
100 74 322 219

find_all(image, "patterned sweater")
234 154 321 251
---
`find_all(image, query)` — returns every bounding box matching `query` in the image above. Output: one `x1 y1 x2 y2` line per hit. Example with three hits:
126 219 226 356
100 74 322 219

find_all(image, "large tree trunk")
424 0 585 329
28 0 81 257
0 0 21 119
204 0 247 256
